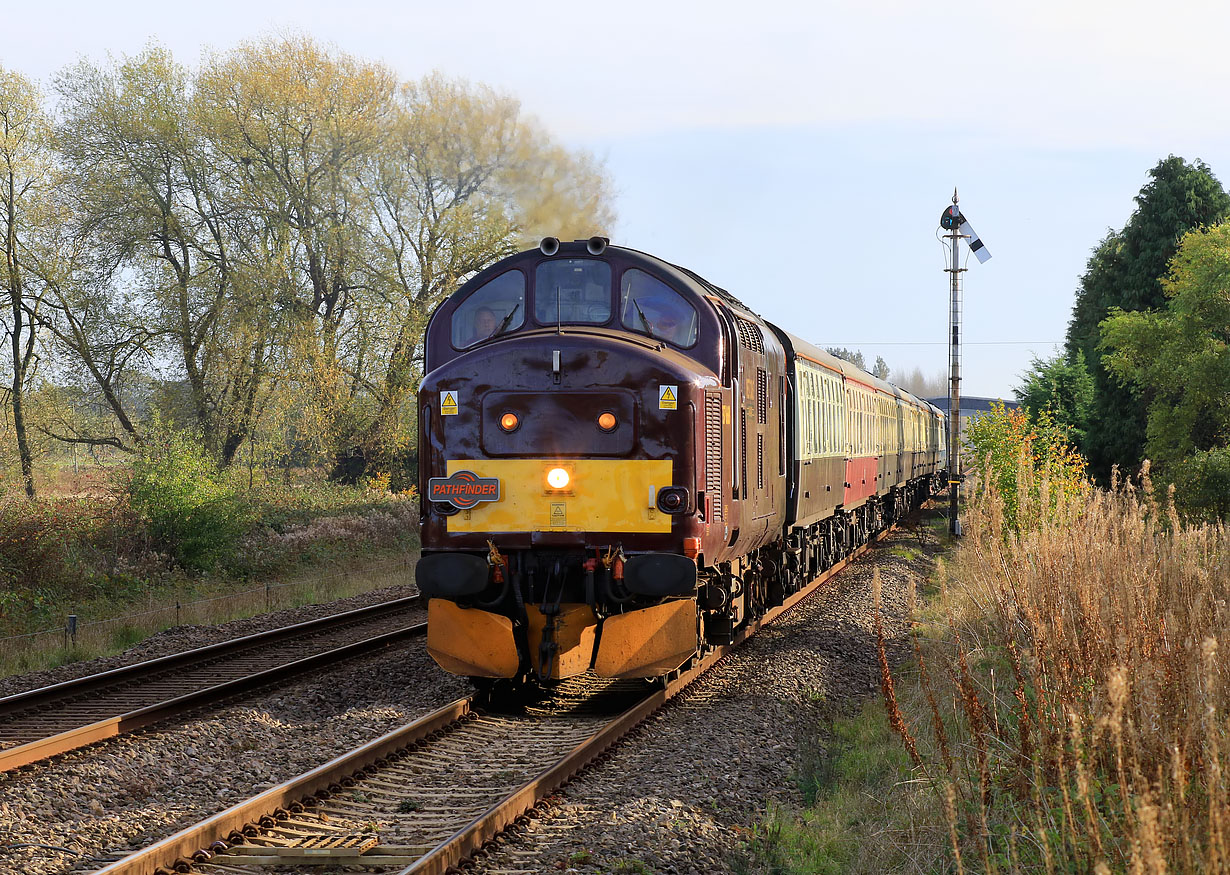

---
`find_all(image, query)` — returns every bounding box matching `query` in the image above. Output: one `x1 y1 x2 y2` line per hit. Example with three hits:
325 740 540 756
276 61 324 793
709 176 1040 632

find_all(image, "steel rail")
0 596 423 772
0 622 426 772
90 698 475 875
400 526 887 874
90 523 898 875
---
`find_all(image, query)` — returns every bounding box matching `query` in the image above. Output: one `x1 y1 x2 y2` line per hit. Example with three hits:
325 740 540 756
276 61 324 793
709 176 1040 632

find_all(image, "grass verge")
0 551 416 678
750 446 1230 873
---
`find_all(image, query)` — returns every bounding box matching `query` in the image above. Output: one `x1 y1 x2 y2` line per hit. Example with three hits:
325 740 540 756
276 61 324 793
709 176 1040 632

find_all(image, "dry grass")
0 553 416 677
879 462 1230 872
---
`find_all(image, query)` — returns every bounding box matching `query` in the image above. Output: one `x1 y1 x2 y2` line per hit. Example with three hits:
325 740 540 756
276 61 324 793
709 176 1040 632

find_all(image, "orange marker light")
499 412 520 432
597 412 617 432
546 467 570 489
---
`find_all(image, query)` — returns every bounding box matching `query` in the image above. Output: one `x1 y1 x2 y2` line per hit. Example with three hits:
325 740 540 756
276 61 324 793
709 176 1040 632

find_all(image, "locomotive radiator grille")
741 410 748 500
757 433 764 490
705 394 723 522
756 368 767 424
734 315 764 354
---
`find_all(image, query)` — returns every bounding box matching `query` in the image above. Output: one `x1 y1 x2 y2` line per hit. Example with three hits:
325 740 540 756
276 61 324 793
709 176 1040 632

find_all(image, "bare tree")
893 365 948 399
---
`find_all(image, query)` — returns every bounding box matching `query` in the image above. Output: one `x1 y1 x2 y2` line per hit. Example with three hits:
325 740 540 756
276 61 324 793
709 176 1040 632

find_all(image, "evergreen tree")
1014 350 1095 445
1064 156 1230 482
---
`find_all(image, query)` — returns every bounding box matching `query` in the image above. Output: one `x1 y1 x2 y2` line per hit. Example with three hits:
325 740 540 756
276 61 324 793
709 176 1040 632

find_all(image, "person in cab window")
640 298 689 346
468 307 499 345
652 308 684 345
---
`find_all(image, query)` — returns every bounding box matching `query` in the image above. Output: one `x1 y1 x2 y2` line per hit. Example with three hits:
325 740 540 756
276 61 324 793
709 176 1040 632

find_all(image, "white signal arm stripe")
959 220 991 263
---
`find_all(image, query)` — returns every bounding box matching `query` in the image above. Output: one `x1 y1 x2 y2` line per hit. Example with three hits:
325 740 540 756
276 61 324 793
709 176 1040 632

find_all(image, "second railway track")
0 595 426 772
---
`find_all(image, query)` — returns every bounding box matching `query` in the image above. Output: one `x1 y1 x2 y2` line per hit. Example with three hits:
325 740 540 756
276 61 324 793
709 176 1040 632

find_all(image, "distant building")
923 395 1020 444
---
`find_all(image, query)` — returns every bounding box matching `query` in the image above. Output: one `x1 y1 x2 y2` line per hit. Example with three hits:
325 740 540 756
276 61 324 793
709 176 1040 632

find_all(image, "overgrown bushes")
126 427 253 570
963 400 1087 534
0 429 419 635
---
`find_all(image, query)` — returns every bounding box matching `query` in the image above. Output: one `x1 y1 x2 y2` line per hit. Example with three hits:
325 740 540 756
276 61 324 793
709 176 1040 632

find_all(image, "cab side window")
620 269 698 347
452 270 526 349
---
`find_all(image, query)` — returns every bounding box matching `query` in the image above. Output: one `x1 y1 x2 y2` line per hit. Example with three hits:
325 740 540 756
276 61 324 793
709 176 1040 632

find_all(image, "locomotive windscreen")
534 259 612 324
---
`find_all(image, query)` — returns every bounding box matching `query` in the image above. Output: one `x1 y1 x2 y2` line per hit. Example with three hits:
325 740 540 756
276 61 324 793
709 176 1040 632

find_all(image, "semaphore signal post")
940 190 991 536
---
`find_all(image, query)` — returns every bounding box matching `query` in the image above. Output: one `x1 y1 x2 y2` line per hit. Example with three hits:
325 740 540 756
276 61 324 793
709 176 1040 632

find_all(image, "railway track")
85 525 895 875
0 596 426 772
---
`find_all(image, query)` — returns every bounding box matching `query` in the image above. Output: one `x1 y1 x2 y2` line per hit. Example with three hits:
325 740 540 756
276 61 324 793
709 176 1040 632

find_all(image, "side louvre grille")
734 316 764 354
705 393 723 522
740 410 748 500
757 433 764 490
756 368 767 424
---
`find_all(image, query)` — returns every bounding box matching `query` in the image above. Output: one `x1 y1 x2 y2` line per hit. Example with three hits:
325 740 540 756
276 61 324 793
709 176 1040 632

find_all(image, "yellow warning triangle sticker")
660 387 676 402
440 390 458 415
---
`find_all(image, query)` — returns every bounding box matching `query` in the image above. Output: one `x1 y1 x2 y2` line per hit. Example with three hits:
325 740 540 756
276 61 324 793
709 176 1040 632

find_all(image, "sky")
8 0 1230 397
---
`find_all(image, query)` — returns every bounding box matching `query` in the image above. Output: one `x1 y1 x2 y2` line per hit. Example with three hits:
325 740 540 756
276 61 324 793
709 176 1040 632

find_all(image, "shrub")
125 427 252 571
963 400 1086 534
0 495 123 618
1170 447 1230 522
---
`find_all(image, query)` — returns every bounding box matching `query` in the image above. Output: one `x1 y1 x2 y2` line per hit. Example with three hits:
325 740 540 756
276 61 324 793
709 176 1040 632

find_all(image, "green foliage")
1169 449 1230 522
0 496 118 619
1014 349 1094 444
745 699 926 875
1065 156 1230 483
1 37 616 489
964 401 1087 534
125 426 252 570
1101 221 1230 519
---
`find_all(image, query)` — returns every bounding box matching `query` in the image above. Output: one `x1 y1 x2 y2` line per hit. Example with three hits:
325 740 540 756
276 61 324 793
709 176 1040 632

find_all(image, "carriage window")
452 270 526 349
620 269 698 347
535 259 612 325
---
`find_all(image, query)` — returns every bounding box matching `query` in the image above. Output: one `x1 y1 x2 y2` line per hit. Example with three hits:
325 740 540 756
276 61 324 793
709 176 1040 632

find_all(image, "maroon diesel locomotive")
416 238 946 683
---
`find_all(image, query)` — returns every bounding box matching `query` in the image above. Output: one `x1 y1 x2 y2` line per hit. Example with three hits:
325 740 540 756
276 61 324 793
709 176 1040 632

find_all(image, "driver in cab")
633 297 691 346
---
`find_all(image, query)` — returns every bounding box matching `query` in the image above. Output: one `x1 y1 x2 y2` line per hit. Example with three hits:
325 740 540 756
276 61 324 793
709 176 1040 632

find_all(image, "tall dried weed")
886 454 1230 872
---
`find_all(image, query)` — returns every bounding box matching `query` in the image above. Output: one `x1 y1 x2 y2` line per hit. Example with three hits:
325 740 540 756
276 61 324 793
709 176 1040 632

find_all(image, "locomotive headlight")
546 467 571 489
499 412 520 432
597 412 617 432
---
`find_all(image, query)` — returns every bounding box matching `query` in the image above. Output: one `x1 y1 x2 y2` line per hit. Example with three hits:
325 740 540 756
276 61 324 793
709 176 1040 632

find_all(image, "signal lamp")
597 412 617 432
499 412 520 432
546 467 571 489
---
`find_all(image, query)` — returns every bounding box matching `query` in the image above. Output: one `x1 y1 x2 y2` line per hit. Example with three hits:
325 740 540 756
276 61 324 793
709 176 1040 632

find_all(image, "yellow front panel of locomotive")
445 459 673 534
